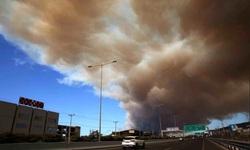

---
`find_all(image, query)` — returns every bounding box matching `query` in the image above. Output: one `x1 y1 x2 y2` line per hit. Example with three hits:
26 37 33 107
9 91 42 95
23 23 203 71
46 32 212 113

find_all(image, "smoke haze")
0 0 249 131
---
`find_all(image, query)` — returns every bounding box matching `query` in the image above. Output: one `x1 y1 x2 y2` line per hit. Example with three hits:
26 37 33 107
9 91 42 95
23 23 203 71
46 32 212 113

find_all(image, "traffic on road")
94 138 226 150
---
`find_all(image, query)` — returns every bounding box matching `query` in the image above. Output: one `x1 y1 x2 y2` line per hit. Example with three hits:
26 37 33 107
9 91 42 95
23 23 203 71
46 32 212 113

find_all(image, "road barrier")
209 138 250 150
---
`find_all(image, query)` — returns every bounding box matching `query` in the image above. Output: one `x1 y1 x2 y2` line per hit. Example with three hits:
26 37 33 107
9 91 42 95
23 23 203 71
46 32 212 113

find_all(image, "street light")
152 103 165 137
113 121 118 136
68 114 75 145
88 60 117 142
171 115 178 127
182 123 186 137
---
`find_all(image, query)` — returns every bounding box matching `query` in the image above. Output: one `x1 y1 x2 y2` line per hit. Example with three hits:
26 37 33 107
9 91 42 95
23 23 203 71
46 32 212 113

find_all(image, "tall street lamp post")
152 103 165 137
88 60 117 142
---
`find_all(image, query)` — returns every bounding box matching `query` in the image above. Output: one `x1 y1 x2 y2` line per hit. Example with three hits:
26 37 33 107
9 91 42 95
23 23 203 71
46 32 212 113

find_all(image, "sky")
0 0 249 136
0 34 127 135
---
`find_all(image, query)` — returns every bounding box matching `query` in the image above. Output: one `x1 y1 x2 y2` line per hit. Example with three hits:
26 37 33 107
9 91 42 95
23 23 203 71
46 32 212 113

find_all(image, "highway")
93 138 226 150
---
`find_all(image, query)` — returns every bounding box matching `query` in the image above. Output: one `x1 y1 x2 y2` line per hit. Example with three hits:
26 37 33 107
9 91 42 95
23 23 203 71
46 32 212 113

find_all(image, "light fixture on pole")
152 103 165 137
88 60 117 142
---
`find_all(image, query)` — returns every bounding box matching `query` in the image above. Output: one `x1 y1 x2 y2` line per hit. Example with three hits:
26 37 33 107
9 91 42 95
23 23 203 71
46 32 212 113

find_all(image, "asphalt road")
93 138 227 150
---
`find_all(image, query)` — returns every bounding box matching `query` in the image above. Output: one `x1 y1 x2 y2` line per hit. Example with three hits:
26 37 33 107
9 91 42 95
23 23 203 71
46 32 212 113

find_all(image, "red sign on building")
19 97 44 109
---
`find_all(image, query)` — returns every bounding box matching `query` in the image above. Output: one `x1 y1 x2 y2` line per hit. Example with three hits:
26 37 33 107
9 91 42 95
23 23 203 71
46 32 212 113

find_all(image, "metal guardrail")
209 138 250 150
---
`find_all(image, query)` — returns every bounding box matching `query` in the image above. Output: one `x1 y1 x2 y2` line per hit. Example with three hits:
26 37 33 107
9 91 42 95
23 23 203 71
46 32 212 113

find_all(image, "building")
114 129 143 136
0 100 59 135
57 125 81 139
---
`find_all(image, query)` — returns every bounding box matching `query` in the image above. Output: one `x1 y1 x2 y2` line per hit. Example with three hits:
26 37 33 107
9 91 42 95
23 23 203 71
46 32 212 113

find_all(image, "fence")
209 138 250 150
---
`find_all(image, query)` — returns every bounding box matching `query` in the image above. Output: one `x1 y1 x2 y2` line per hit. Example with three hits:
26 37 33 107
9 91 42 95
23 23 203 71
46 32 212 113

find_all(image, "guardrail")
209 138 250 150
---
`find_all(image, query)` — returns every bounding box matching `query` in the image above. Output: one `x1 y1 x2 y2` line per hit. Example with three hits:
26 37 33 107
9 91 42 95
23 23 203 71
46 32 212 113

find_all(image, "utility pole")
68 114 75 145
139 126 141 137
183 123 186 138
113 121 118 136
171 115 178 127
152 104 165 137
159 114 162 137
221 120 225 133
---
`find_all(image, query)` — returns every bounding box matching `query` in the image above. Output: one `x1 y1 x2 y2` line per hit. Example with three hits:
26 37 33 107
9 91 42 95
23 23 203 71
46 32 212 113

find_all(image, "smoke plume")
0 0 249 131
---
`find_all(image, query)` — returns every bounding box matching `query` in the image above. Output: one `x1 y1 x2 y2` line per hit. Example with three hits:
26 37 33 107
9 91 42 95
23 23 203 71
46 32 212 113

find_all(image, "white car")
179 137 184 141
122 136 145 149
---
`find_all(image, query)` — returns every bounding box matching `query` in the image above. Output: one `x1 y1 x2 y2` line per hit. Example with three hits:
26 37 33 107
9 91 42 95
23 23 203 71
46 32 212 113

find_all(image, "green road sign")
195 132 204 135
184 124 206 132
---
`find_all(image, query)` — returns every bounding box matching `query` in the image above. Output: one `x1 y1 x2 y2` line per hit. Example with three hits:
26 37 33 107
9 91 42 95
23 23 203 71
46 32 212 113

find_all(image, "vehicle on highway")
122 136 145 149
192 137 195 140
179 137 184 141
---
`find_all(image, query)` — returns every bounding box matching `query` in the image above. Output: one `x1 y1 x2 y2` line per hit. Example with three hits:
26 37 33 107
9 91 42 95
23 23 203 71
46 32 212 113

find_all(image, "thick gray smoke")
0 0 249 131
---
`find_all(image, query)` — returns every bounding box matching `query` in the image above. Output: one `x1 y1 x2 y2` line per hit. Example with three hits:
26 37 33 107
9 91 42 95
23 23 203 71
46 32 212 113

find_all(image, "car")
122 136 145 149
179 137 184 141
192 137 195 140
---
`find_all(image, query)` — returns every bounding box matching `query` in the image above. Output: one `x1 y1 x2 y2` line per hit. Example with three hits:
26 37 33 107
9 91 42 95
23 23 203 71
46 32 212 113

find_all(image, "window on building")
71 128 75 132
33 125 42 130
48 127 56 131
16 123 27 129
34 116 44 121
48 118 57 123
18 113 30 120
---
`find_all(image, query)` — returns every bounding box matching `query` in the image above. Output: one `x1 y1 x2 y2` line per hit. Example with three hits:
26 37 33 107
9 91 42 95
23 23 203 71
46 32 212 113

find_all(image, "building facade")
0 100 59 135
57 125 81 139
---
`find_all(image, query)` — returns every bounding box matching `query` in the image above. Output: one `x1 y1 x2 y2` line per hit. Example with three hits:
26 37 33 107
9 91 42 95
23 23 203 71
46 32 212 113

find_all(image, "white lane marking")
164 147 172 150
182 143 186 145
202 139 205 150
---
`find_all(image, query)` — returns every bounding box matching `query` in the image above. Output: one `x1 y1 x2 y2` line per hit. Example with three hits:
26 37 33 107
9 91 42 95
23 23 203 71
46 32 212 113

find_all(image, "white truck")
122 136 145 149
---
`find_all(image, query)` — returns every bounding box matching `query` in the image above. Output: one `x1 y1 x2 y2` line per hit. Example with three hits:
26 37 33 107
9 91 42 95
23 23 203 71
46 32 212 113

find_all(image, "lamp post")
171 115 178 127
182 123 186 138
113 121 118 136
88 60 117 142
152 103 165 137
68 114 75 145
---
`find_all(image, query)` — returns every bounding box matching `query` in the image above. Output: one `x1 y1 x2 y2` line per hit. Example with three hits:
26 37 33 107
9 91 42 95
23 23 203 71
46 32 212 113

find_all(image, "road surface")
92 138 226 150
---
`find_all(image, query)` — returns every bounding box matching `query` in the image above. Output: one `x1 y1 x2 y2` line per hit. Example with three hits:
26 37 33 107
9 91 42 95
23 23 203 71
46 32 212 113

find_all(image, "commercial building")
57 125 81 139
0 100 59 135
114 129 143 136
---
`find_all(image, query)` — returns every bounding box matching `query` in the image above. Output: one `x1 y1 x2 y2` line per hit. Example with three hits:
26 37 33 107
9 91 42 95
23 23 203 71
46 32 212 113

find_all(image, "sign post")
230 124 237 131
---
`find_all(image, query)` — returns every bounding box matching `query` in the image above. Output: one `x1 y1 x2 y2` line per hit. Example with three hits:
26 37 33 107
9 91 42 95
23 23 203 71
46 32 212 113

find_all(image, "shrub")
43 134 63 142
0 132 15 143
0 133 43 143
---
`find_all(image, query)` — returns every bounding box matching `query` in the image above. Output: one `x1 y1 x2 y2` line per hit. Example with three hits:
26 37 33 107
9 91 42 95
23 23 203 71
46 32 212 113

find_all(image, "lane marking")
164 147 172 150
182 143 186 145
